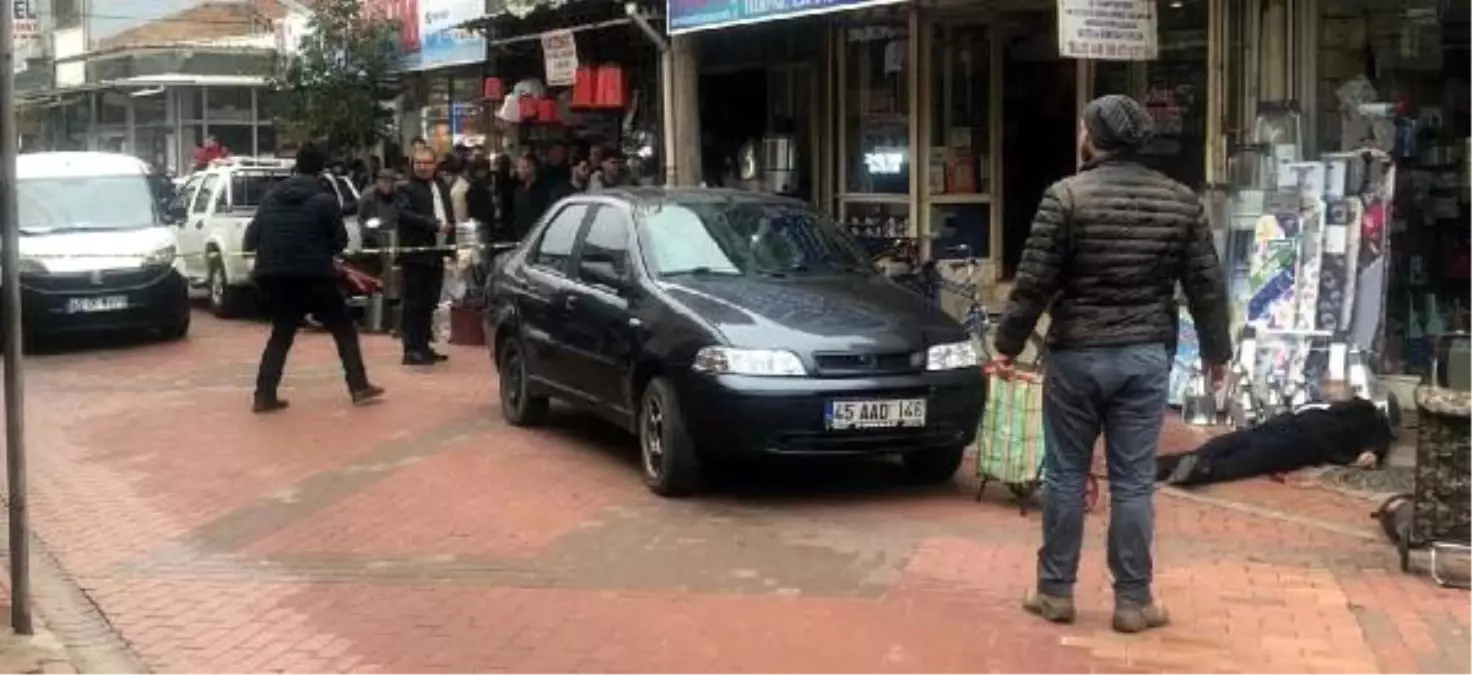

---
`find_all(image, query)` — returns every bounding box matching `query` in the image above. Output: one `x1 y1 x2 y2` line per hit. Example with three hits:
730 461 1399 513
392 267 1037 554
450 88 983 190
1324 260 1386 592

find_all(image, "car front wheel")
498 338 548 425
902 444 966 484
639 377 702 497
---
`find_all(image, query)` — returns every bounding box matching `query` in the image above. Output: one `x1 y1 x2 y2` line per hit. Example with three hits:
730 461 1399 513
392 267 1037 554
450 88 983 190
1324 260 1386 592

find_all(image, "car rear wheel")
207 257 249 318
498 338 548 426
639 377 701 497
902 444 966 484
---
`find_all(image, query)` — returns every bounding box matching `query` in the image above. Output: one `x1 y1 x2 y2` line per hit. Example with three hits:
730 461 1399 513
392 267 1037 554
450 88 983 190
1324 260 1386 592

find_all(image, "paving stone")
0 313 1465 673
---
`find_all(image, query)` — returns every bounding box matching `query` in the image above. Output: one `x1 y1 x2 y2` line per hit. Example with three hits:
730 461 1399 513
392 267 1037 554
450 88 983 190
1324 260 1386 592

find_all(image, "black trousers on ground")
399 262 443 354
255 277 370 397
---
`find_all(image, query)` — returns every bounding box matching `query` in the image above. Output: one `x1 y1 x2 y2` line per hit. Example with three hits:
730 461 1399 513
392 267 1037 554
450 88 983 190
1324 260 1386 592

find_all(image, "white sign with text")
540 29 578 87
1057 0 1158 61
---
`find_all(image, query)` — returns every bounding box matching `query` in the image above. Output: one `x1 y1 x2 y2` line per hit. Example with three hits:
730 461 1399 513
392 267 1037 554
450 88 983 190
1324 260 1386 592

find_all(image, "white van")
13 152 191 341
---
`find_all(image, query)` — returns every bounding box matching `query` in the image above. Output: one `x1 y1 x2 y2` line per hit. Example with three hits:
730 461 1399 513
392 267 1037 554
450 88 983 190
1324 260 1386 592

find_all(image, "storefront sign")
668 0 905 36
540 30 578 87
372 0 486 72
1057 0 1158 61
11 0 37 73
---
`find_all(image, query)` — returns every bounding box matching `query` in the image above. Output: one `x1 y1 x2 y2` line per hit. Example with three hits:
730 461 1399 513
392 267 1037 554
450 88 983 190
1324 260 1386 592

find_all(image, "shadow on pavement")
532 404 966 505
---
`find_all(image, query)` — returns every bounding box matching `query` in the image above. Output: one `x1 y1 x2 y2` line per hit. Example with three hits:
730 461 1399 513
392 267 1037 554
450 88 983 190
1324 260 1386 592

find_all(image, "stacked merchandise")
1222 111 1396 423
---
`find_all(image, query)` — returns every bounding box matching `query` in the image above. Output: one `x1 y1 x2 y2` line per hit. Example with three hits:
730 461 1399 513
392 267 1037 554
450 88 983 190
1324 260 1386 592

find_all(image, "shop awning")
666 0 906 35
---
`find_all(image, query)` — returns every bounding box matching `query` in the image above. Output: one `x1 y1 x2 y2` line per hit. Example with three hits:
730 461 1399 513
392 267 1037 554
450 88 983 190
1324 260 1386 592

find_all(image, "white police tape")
16 243 496 261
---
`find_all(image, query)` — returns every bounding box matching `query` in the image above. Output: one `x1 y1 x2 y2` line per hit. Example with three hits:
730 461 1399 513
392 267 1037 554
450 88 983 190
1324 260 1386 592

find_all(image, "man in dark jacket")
243 142 383 412
397 147 455 365
510 152 553 242
996 95 1231 635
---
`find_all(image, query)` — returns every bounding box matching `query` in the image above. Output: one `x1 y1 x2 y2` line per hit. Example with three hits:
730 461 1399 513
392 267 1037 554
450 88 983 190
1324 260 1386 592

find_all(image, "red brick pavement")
1 313 1467 673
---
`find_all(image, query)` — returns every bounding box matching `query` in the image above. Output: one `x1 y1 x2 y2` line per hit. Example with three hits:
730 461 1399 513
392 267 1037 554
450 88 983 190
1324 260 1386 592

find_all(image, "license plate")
825 398 927 430
66 295 128 314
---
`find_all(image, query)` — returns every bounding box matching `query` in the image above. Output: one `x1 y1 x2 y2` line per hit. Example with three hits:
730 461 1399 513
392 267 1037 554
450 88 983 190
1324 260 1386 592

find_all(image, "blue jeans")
1037 344 1169 606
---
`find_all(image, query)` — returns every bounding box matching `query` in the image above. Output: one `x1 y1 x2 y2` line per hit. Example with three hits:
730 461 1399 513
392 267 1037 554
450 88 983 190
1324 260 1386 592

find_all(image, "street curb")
1159 485 1380 542
6 533 149 674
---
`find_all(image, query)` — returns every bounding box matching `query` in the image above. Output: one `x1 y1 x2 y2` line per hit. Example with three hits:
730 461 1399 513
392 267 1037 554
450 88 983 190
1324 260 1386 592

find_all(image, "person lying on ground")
1157 397 1393 487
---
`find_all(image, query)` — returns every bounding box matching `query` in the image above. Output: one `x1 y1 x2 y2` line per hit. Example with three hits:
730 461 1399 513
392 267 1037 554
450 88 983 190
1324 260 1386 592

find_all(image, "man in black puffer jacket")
243 142 384 413
997 95 1231 636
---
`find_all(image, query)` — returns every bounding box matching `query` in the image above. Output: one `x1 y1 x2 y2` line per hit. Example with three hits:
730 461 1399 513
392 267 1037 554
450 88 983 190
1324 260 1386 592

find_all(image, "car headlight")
926 340 981 371
692 347 807 377
142 245 176 267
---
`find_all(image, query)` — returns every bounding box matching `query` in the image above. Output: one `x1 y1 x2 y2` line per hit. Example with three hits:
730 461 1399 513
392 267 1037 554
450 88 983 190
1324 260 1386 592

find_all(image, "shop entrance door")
999 23 1078 279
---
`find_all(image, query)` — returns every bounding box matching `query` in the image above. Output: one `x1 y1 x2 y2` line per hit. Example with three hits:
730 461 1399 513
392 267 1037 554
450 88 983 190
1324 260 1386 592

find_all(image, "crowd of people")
347 137 633 246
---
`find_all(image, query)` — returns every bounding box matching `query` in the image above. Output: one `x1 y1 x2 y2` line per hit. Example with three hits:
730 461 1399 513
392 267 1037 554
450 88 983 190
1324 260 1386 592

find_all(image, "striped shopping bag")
976 367 1047 488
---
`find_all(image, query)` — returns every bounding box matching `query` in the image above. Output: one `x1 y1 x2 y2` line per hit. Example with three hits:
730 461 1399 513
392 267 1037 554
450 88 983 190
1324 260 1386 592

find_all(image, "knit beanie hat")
1082 94 1155 153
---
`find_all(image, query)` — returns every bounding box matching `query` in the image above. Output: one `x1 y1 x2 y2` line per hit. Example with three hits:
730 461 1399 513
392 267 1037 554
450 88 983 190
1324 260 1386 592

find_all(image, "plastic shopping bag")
976 370 1046 485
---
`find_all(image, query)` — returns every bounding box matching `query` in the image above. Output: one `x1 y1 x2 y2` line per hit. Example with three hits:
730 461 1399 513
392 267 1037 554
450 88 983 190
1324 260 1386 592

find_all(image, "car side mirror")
582 255 628 293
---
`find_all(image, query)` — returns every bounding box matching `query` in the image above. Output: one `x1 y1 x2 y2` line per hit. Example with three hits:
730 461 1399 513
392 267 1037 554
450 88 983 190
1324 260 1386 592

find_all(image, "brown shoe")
1022 591 1076 624
1113 601 1169 634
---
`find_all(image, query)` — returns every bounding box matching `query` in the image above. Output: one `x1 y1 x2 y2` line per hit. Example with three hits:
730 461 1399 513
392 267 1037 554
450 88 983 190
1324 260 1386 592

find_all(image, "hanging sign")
540 29 578 88
1057 0 1158 61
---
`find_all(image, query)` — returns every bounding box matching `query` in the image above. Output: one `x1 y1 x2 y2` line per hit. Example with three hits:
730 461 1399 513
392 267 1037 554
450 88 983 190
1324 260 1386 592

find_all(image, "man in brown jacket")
994 95 1232 634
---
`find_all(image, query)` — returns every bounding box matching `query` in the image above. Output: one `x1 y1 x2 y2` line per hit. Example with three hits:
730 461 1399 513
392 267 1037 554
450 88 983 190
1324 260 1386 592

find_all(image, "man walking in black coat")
243 142 384 412
397 147 455 365
994 95 1231 634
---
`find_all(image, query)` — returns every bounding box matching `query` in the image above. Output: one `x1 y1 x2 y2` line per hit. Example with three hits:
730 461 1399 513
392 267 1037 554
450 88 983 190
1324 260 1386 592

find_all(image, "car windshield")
640 199 872 277
18 176 156 234
231 171 291 208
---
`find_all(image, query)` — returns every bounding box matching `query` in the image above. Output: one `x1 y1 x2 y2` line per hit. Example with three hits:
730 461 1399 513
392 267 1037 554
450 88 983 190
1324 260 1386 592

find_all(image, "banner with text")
1057 0 1158 61
668 0 904 36
540 30 577 87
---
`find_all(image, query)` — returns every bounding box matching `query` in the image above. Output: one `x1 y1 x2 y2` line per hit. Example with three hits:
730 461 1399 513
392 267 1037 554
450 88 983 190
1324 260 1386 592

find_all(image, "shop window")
178 89 203 122
1092 0 1209 190
96 91 129 126
134 92 167 126
927 24 991 197
211 126 253 159
207 88 254 124
256 125 279 157
843 23 910 195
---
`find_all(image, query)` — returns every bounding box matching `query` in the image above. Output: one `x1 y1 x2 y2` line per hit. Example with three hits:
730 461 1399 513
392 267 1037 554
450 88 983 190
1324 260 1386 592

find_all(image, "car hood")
18 226 175 273
660 273 969 353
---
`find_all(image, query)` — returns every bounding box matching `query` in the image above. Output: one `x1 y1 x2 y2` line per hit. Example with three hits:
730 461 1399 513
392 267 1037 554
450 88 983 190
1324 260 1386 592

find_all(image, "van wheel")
207 256 248 318
639 377 702 497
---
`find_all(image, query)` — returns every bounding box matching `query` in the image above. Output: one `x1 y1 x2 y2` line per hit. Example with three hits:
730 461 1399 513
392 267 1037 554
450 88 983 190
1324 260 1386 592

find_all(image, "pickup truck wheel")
498 338 548 426
902 444 966 484
639 377 702 497
207 256 249 318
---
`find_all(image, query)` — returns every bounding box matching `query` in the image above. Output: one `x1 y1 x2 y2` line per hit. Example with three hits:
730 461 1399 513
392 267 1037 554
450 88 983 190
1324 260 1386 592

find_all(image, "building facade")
20 0 287 174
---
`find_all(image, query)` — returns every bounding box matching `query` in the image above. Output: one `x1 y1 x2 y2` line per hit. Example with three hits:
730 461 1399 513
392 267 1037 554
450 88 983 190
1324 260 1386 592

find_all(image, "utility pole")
1 0 33 637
